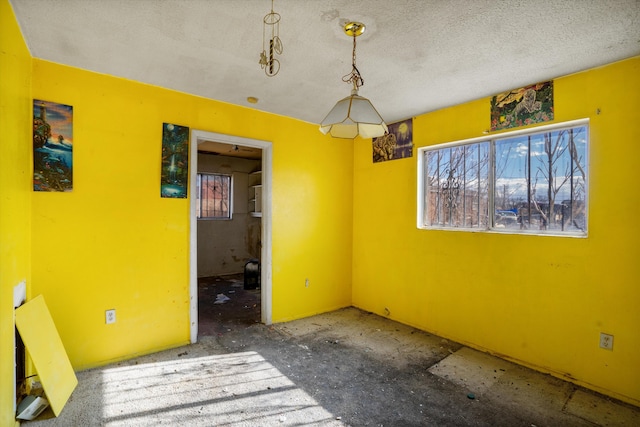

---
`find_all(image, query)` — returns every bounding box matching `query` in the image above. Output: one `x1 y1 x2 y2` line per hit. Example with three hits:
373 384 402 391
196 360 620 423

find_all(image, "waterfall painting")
33 100 73 192
161 123 190 198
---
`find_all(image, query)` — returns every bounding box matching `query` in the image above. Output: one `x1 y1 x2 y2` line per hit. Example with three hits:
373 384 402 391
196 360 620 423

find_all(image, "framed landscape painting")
372 118 413 163
33 100 73 192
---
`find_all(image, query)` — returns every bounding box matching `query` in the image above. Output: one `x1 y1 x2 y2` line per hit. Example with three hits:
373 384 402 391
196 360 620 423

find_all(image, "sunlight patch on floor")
99 351 340 426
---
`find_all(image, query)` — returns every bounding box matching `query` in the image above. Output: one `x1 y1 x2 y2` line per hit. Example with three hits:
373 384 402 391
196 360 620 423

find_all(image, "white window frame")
417 119 589 237
196 172 233 220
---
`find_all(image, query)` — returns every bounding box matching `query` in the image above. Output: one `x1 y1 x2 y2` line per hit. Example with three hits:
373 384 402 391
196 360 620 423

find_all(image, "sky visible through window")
423 124 588 234
495 126 587 206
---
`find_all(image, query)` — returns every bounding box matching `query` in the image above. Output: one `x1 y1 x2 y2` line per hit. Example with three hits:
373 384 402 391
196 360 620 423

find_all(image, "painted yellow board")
15 295 77 417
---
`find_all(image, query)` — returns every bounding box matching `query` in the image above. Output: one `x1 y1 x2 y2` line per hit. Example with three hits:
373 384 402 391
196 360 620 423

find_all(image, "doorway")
189 130 272 343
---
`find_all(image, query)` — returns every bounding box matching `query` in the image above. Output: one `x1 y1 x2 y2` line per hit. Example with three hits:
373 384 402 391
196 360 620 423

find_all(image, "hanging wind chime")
259 0 283 77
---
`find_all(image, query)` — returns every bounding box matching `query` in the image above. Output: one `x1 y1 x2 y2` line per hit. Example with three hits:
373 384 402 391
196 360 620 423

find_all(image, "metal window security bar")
197 173 232 219
426 142 488 229
420 120 588 236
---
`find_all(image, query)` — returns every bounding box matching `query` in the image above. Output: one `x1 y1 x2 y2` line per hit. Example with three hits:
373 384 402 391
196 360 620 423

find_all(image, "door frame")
189 130 273 343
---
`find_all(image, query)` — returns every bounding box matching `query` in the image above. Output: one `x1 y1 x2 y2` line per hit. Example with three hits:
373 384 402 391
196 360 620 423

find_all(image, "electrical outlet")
105 309 116 324
305 278 310 288
599 333 613 350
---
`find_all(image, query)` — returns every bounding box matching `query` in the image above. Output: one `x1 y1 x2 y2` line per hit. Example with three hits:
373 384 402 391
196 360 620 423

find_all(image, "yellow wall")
2 0 638 419
2 4 352 419
29 59 353 371
352 57 640 405
0 1 32 425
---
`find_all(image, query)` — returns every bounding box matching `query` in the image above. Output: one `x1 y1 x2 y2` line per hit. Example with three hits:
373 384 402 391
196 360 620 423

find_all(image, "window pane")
196 174 202 218
494 125 587 233
424 142 488 228
197 173 231 219
463 143 490 228
569 127 588 231
421 122 587 236
494 136 530 229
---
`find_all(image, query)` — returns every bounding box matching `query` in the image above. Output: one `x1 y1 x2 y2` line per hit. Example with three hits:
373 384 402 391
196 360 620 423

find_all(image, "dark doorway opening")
193 133 267 339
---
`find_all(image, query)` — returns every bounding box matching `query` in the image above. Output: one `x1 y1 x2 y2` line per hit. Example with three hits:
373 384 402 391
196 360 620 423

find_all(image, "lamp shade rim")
319 93 387 139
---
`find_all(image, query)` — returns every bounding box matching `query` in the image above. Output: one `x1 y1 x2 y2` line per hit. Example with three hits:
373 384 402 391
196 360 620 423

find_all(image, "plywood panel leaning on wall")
15 295 78 417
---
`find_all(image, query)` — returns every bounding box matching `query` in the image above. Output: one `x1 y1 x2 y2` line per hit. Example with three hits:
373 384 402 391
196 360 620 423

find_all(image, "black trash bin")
244 258 261 290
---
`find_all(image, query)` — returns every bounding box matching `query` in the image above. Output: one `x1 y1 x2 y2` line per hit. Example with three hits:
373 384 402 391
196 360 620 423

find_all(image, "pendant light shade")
319 22 387 139
319 90 388 139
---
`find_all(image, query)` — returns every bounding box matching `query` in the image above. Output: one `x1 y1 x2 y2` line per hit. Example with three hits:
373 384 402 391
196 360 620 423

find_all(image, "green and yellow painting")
491 81 554 131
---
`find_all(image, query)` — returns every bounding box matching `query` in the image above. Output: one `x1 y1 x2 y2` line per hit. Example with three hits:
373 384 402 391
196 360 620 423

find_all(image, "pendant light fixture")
319 22 387 139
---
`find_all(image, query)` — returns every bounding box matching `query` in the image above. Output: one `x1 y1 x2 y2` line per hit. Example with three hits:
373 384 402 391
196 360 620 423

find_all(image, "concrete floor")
23 279 640 426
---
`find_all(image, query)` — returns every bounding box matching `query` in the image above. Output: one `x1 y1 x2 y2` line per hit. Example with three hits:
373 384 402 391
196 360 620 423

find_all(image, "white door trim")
189 130 273 343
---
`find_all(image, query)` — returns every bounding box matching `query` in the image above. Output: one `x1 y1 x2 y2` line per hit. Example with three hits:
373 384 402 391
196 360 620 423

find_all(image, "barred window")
419 121 588 236
424 142 489 228
196 173 232 219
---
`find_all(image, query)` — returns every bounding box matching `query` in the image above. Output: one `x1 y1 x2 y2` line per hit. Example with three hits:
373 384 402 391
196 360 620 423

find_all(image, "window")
196 173 232 219
419 121 588 236
423 142 490 228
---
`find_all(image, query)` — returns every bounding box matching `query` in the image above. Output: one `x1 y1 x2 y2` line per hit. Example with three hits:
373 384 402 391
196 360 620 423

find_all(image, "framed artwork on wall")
161 123 190 198
491 81 554 131
33 100 73 192
372 118 413 163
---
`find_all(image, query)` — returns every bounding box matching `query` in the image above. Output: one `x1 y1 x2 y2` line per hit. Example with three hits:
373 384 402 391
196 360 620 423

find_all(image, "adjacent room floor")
197 273 261 337
24 307 639 426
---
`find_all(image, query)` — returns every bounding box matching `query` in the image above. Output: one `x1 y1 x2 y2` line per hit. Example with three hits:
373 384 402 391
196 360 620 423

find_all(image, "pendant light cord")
342 34 364 90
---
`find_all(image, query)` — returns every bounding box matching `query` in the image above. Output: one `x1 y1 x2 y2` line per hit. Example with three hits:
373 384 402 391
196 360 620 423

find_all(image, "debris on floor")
25 307 640 427
198 274 261 336
214 293 231 304
16 395 49 421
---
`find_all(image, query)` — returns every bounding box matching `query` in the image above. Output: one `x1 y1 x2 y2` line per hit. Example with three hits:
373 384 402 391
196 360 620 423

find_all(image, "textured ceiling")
10 0 640 126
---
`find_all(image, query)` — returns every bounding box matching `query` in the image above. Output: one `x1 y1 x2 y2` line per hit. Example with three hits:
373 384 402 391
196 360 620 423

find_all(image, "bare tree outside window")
425 142 489 228
421 123 587 236
495 126 587 232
